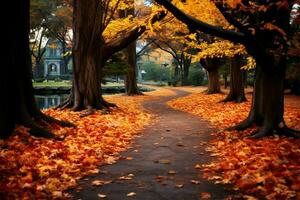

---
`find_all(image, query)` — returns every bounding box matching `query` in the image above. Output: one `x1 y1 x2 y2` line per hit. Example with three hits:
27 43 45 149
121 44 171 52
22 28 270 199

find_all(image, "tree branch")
105 10 167 58
153 40 178 59
214 2 250 34
154 0 246 44
136 39 156 57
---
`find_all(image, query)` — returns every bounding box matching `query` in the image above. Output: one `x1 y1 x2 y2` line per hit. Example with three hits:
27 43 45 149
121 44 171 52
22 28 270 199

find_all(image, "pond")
35 94 69 109
35 86 154 109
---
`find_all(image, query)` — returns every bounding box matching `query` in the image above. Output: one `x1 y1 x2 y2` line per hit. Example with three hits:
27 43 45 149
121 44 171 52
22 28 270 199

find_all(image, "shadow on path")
69 88 232 200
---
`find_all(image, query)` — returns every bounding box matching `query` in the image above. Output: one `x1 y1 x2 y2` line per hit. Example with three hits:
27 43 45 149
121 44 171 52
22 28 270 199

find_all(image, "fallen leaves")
97 193 107 198
168 92 300 199
194 164 202 169
200 192 211 199
168 170 176 175
0 95 152 199
175 183 184 188
126 192 136 197
92 179 112 186
158 159 171 164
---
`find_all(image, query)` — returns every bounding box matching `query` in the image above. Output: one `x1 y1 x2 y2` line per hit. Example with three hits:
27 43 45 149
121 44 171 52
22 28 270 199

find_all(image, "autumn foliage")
168 92 300 199
0 95 152 199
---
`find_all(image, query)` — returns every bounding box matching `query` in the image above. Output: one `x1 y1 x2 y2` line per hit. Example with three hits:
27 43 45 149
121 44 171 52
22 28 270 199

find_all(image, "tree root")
277 127 300 138
126 91 144 96
244 125 300 139
220 96 247 103
22 118 66 140
55 97 73 110
206 90 222 95
35 111 75 128
227 116 254 131
80 108 96 118
247 126 273 139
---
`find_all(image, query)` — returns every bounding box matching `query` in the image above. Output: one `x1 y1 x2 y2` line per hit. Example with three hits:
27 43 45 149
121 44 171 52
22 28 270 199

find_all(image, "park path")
70 88 232 200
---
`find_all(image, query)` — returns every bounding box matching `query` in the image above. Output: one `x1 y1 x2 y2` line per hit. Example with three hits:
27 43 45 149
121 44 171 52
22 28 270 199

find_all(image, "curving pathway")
70 88 232 200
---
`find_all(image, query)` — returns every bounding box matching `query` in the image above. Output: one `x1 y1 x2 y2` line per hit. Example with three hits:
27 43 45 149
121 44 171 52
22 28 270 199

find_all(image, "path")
70 89 232 200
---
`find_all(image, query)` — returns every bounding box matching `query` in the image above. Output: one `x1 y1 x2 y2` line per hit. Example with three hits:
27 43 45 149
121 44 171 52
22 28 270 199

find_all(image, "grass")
32 81 125 88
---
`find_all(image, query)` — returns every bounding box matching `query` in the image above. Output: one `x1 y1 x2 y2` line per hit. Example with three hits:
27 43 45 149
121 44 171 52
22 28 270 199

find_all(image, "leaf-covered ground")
168 92 300 199
0 88 177 200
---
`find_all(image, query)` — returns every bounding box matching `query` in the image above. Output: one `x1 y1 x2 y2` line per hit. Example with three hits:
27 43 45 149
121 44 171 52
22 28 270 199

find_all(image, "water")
35 87 154 109
35 94 69 109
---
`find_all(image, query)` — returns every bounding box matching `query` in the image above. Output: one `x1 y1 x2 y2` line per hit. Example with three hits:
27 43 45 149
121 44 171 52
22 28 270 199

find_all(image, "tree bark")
222 55 246 103
181 57 191 86
0 0 71 139
125 42 142 95
201 58 222 94
231 62 294 138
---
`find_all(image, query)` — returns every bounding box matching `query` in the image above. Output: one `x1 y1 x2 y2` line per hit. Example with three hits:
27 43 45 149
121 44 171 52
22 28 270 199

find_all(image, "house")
33 38 72 80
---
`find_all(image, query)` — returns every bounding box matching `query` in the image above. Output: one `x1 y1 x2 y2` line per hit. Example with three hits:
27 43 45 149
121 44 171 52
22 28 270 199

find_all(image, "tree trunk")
33 60 43 78
232 59 298 138
222 55 246 103
201 58 222 94
224 72 228 89
181 57 191 86
207 69 221 94
0 0 71 139
125 42 142 95
58 0 113 112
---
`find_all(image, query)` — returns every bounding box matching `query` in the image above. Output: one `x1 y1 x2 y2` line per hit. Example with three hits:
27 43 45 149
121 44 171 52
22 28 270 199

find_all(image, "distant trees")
155 0 299 138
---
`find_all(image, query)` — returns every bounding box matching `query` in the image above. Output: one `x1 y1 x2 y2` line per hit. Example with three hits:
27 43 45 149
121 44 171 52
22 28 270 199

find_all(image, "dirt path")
70 88 232 200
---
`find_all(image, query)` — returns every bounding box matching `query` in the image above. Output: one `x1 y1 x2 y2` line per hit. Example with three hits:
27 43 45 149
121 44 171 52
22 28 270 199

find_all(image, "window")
49 63 57 72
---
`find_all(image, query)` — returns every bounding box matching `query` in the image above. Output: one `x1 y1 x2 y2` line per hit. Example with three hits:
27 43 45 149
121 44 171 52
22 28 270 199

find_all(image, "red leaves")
0 95 151 199
169 92 300 199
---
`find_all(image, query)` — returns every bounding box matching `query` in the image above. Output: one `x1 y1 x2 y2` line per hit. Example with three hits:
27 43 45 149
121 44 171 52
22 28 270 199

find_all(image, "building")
33 38 72 80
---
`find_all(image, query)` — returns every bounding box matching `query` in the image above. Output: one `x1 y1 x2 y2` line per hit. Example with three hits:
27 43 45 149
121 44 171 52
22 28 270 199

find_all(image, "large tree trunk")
222 55 246 103
232 59 298 138
207 69 221 94
125 42 142 95
58 0 113 112
0 0 71 139
201 58 222 94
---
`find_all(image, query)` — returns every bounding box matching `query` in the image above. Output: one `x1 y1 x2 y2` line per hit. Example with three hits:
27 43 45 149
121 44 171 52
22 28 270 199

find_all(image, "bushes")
188 65 206 86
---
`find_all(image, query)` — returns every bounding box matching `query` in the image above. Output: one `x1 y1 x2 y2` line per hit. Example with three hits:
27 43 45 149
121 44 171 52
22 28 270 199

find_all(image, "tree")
222 54 247 102
155 0 300 138
57 0 166 112
119 2 143 95
0 0 71 139
148 16 193 86
200 57 223 94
